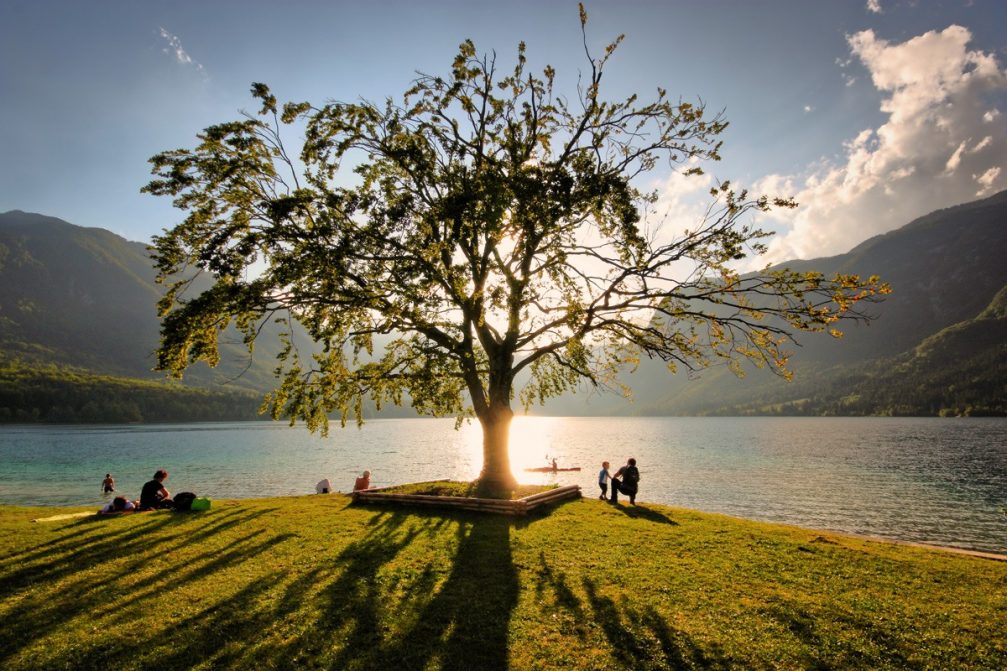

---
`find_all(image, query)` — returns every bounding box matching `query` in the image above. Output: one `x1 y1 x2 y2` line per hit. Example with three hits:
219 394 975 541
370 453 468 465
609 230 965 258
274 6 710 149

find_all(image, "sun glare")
460 416 563 482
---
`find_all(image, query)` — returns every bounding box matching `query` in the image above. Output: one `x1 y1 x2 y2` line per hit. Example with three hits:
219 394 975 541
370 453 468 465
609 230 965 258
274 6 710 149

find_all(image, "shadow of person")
612 504 678 525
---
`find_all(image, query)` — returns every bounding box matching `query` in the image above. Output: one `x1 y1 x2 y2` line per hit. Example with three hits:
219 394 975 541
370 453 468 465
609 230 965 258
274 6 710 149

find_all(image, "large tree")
145 11 887 493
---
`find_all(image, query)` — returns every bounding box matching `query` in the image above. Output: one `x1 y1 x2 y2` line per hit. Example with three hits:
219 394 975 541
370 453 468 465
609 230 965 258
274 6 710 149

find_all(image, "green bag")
190 497 211 511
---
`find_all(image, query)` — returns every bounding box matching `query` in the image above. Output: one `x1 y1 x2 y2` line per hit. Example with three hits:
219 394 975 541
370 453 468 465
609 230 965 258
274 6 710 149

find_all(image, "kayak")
524 467 582 472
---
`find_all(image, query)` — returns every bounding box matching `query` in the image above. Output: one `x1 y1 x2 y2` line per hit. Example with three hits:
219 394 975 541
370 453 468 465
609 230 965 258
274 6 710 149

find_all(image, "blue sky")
1 0 1005 263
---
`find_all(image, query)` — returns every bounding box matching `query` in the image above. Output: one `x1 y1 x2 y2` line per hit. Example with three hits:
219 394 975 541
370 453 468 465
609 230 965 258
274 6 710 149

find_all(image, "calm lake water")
1 417 1005 553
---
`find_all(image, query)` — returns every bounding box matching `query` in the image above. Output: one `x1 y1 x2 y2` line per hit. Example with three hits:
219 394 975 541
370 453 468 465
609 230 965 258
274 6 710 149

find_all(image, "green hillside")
0 211 161 376
688 285 1007 417
0 210 314 394
0 358 262 424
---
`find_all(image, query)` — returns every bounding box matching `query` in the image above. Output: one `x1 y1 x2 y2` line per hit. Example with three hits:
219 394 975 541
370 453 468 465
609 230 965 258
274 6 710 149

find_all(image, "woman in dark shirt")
139 469 173 510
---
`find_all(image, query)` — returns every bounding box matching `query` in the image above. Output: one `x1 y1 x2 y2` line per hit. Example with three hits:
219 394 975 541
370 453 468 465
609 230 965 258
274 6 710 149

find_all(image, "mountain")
3 190 1007 420
0 210 309 394
539 190 1007 416
683 285 1007 417
0 358 263 424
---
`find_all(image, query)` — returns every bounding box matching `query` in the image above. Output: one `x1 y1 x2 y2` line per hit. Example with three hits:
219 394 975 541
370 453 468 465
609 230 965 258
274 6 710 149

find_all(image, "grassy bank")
1 497 1004 670
378 480 556 498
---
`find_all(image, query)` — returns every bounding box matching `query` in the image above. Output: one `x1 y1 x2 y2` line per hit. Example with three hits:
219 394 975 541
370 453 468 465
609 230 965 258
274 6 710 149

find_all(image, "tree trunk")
476 402 517 497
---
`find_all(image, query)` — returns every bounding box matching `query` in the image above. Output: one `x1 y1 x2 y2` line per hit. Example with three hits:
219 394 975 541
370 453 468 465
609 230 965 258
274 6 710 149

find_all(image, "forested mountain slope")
539 190 1007 416
0 210 310 394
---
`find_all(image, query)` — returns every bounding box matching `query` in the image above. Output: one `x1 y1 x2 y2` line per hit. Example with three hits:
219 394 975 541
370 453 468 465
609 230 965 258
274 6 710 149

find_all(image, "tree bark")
476 402 517 496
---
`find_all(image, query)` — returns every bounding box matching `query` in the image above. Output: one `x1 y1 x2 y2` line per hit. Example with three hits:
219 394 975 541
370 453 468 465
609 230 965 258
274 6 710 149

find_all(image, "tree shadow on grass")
268 508 520 671
534 554 735 671
0 507 272 594
0 521 100 561
380 514 518 671
12 506 522 671
0 507 285 668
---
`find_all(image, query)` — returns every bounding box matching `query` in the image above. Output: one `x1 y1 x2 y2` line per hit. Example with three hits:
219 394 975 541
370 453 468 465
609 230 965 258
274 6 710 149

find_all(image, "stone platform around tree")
351 481 582 516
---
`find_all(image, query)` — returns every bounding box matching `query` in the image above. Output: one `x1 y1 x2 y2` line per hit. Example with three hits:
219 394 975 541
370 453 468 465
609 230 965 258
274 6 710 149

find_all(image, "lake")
1 416 1005 553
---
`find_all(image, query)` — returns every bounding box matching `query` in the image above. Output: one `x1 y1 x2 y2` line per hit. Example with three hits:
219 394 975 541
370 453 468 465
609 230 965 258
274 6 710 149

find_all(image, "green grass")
379 480 557 499
1 497 1004 670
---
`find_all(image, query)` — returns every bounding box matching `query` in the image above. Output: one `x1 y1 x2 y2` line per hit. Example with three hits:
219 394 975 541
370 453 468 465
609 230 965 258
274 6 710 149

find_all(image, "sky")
1 0 1005 266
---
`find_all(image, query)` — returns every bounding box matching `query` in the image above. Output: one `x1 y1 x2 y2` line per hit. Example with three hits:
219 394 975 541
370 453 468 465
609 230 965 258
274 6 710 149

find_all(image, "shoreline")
11 494 1007 561
815 529 1007 563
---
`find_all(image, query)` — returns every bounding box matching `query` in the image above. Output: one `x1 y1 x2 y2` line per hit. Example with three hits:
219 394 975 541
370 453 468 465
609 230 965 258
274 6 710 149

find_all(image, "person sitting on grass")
353 470 371 492
139 469 174 510
98 496 136 514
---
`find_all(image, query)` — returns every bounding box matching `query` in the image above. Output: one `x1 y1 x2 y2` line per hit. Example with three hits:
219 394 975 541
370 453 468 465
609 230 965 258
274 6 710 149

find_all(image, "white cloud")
973 135 992 152
804 105 814 113
944 140 966 173
974 166 1002 195
650 162 714 241
867 0 883 14
158 27 207 77
752 25 1007 265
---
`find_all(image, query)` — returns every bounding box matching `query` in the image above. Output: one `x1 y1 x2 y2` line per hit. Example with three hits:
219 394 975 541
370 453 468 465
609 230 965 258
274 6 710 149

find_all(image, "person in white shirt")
99 496 136 514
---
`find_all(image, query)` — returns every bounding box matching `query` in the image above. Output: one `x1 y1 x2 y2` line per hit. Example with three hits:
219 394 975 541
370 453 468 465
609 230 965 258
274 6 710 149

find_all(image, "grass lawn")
1 496 1004 670
377 480 556 499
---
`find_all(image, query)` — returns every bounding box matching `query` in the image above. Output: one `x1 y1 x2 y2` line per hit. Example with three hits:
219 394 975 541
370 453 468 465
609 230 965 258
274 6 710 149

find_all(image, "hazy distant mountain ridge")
694 283 1007 417
619 190 1007 416
769 189 1007 363
0 211 161 376
0 210 304 393
538 190 1007 416
2 190 1006 419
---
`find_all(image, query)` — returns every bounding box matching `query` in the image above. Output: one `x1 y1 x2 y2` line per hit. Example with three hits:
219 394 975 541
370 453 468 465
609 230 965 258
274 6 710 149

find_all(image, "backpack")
190 497 211 511
623 466 640 487
174 491 197 511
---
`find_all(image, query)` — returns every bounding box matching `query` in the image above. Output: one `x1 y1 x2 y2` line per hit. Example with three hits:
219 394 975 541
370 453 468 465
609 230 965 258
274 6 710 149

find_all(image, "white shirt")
100 500 135 513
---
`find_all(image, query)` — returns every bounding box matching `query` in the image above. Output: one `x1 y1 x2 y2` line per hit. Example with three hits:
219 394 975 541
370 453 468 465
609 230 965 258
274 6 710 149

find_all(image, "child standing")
598 461 610 500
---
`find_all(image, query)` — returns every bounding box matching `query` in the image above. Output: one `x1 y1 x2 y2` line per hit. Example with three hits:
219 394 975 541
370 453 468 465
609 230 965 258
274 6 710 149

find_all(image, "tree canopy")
145 9 888 492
